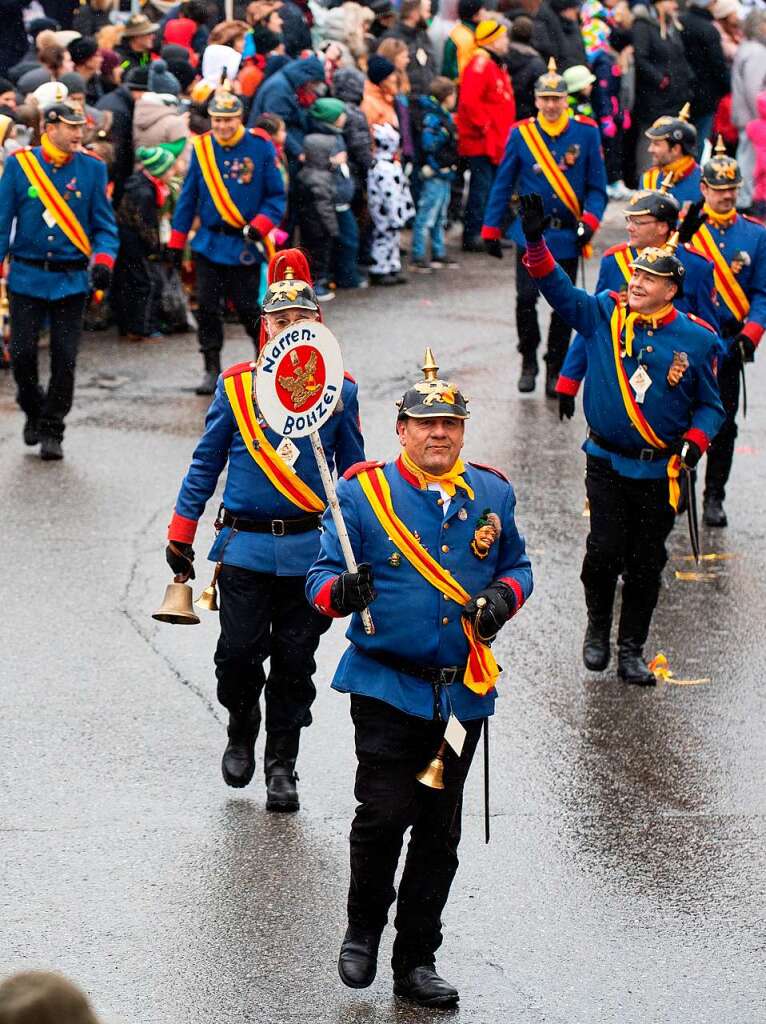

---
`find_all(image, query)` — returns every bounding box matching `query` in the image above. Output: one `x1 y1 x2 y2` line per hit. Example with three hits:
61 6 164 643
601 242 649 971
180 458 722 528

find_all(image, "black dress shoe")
369 272 398 286
338 925 382 989
703 496 727 527
518 362 537 393
583 619 611 671
461 236 485 253
40 437 63 461
23 419 40 446
221 710 259 788
617 646 656 686
393 966 459 1008
265 770 299 812
195 370 217 396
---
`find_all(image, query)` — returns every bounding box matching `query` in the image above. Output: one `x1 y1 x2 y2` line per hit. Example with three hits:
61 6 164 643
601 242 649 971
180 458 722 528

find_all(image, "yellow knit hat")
475 19 507 44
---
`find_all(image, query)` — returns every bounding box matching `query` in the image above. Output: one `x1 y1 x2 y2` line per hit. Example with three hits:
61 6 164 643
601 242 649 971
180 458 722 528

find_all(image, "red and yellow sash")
691 223 750 323
613 246 634 285
16 150 92 257
194 134 246 229
641 155 695 191
357 466 500 696
223 368 325 513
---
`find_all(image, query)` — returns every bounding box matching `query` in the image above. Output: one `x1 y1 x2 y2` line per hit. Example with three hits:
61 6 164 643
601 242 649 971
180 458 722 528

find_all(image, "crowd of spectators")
0 0 765 306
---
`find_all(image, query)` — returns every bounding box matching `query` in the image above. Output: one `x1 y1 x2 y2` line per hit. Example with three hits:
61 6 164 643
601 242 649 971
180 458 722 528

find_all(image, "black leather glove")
463 582 514 643
165 246 184 270
576 220 594 251
519 193 550 243
91 263 112 290
676 438 702 469
330 563 376 615
484 237 503 260
166 542 195 581
242 223 263 245
738 334 756 363
677 199 707 245
559 393 575 420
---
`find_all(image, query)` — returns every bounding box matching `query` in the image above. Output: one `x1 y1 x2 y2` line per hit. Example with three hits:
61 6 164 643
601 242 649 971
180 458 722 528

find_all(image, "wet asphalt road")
2 210 766 1023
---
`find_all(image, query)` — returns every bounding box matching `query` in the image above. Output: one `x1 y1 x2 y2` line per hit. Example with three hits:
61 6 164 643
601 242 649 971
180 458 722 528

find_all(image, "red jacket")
457 49 516 164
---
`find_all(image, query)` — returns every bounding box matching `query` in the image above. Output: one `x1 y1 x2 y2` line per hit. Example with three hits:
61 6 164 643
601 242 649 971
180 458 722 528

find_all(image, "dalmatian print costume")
367 122 414 276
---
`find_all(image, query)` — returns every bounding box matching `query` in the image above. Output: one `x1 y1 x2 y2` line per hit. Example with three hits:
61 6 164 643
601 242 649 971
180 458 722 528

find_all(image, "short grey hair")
743 7 766 39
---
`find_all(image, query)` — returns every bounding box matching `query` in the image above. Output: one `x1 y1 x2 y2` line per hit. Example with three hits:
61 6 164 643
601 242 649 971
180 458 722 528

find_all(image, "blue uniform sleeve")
332 381 366 475
306 475 363 616
494 485 533 615
558 332 588 391
88 159 119 260
688 339 725 445
481 130 520 236
255 139 287 229
172 379 234 525
527 250 606 337
693 259 720 333
171 145 201 238
0 155 20 263
582 125 608 222
745 228 766 335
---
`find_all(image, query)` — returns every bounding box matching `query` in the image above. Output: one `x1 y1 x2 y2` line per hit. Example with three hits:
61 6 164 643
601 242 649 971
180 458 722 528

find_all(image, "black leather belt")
588 429 669 462
364 649 463 685
207 223 246 237
221 509 321 536
14 255 89 272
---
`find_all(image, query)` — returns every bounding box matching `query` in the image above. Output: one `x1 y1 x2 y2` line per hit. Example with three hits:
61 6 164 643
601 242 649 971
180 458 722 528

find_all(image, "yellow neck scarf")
401 450 475 499
215 123 245 148
702 202 737 229
537 110 570 138
41 133 71 167
661 153 695 180
624 302 674 357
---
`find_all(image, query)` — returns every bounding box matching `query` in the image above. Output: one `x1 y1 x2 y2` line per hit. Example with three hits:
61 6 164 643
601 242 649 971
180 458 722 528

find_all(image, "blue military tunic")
639 162 701 206
0 146 118 301
306 457 534 722
525 247 724 478
559 241 720 393
169 129 286 266
169 362 365 575
482 114 608 259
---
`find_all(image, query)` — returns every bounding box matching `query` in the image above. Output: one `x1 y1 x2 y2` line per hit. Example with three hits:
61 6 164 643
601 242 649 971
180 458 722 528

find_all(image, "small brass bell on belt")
152 580 200 625
416 739 448 790
195 562 222 612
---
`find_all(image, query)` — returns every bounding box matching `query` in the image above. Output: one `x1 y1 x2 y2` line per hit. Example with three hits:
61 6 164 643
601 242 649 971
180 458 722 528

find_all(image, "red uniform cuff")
499 577 524 617
683 428 709 455
522 240 556 278
740 321 764 345
313 577 343 617
555 375 580 396
251 214 274 236
481 225 502 240
168 229 188 249
93 253 114 269
167 511 198 543
581 211 600 233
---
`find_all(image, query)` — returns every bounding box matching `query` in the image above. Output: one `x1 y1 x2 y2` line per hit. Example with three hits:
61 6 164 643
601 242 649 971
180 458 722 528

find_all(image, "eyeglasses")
624 216 660 225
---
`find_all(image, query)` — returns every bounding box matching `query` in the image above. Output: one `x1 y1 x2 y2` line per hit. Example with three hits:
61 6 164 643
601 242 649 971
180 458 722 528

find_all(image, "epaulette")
682 242 711 262
468 461 509 482
574 114 598 127
608 289 623 304
743 213 765 227
343 460 385 480
687 313 715 334
343 371 356 384
81 148 105 162
222 360 256 379
604 241 630 257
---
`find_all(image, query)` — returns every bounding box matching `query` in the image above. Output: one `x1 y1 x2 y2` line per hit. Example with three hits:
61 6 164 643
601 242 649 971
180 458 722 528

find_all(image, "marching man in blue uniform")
516 193 723 686
481 58 607 396
167 82 286 396
639 104 701 207
165 250 365 811
685 139 766 527
306 351 532 1009
556 180 720 420
0 102 118 461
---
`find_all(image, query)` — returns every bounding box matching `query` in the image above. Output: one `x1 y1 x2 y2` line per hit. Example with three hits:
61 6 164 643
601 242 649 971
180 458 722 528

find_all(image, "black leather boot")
583 617 611 671
517 358 537 393
195 351 221 396
221 707 260 788
264 730 300 812
617 643 656 686
23 418 39 446
393 967 460 1008
703 495 727 527
40 437 64 461
545 363 560 398
338 925 382 989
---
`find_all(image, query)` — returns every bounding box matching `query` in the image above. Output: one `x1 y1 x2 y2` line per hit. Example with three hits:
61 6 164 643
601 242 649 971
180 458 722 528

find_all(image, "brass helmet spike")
714 134 726 156
677 102 691 122
284 265 295 280
666 230 680 254
547 56 557 73
422 348 439 381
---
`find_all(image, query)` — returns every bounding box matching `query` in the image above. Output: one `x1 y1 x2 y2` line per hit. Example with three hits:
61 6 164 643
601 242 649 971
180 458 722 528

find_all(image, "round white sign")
255 320 345 438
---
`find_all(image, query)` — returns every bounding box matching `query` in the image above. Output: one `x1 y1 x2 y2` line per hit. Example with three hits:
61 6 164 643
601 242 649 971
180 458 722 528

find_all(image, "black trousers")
581 454 676 645
195 254 261 358
515 249 578 374
704 347 740 501
9 290 88 442
347 694 482 974
214 565 331 736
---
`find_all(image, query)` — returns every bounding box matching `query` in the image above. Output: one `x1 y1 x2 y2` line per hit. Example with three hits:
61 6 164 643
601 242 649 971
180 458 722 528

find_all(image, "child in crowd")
563 65 596 119
411 76 459 271
367 121 414 285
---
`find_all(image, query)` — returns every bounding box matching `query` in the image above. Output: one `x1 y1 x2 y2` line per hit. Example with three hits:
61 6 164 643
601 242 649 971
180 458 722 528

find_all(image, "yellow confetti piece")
680 552 737 562
647 652 711 687
581 498 590 517
674 571 717 581
667 677 710 686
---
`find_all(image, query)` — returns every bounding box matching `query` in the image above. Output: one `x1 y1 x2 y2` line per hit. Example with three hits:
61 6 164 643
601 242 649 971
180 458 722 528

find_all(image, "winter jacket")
746 91 766 203
0 0 26 78
72 4 113 37
96 84 136 203
296 134 339 237
247 55 325 160
457 48 516 164
680 6 729 120
413 93 457 178
332 66 372 185
441 20 476 82
360 79 399 129
116 169 164 257
731 38 766 130
532 2 587 70
277 0 313 57
631 3 693 128
133 94 190 149
378 22 436 96
506 41 545 122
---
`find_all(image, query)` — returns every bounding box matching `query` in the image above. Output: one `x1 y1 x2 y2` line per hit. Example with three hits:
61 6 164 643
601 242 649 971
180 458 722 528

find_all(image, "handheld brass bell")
152 579 200 625
195 563 222 612
416 739 447 790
